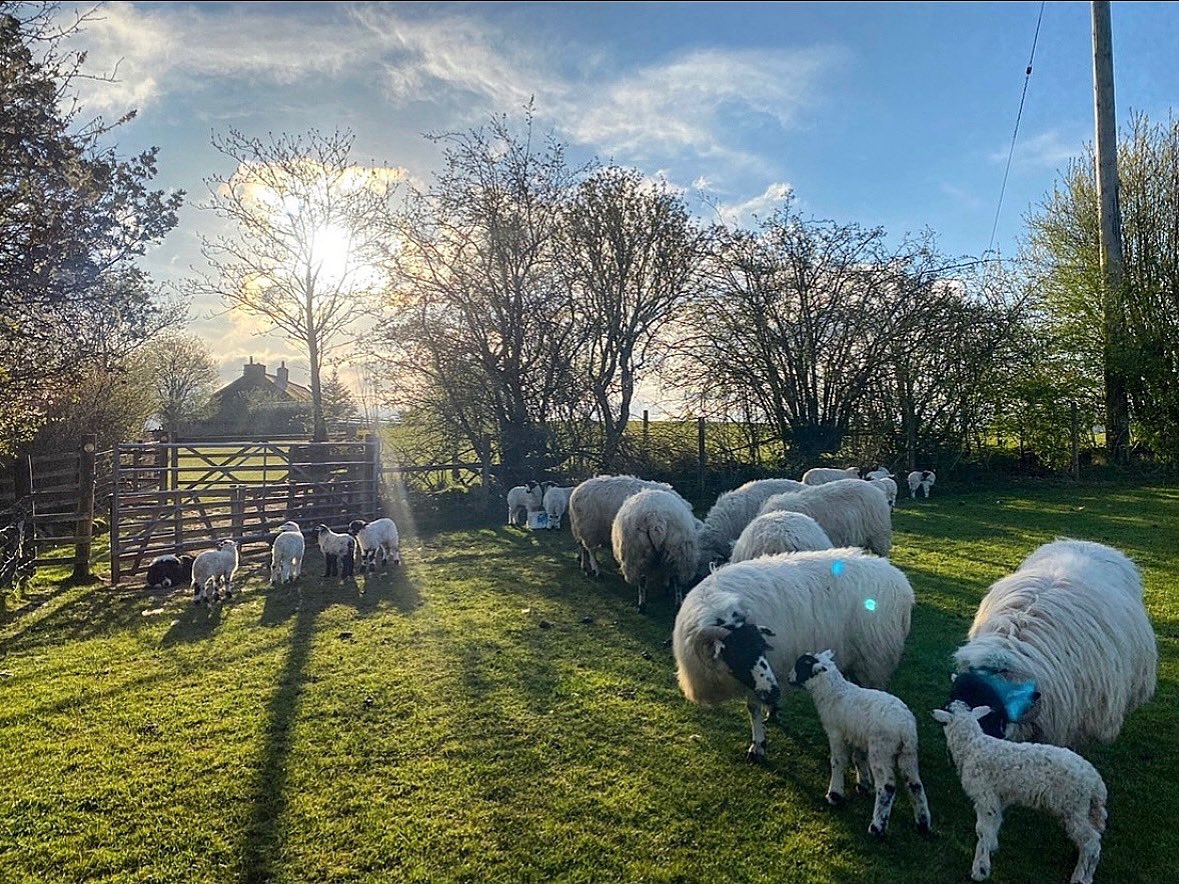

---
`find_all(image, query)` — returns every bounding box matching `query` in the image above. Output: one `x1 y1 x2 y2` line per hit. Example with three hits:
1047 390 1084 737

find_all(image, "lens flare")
864 598 877 612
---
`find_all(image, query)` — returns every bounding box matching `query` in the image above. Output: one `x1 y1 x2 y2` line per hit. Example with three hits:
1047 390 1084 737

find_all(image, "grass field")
1 481 1176 883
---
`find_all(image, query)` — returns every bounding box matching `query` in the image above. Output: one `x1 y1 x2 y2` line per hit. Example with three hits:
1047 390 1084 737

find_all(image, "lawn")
0 481 1176 883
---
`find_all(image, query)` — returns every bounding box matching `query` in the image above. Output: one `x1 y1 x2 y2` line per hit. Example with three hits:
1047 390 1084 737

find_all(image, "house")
196 358 313 437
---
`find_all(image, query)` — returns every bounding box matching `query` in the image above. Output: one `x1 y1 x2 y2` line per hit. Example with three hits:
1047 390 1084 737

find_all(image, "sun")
311 223 355 286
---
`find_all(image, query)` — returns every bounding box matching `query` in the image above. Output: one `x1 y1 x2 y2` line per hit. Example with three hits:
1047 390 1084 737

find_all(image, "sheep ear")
949 672 958 683
758 626 776 637
817 649 835 664
971 705 993 721
710 639 726 660
932 709 952 724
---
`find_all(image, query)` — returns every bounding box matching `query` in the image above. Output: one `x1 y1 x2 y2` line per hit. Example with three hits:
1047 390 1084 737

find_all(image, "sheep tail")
1090 786 1108 833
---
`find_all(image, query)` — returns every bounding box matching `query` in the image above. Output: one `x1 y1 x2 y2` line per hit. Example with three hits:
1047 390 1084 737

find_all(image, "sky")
56 0 1179 394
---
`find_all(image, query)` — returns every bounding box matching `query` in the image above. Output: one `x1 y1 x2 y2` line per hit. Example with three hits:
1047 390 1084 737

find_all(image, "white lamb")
864 466 894 481
759 479 892 557
789 650 931 837
506 481 545 527
907 469 936 498
542 483 576 530
611 488 702 612
673 548 914 761
190 539 239 605
569 474 687 577
316 524 355 579
868 476 898 510
801 466 864 485
933 702 1107 884
729 511 832 563
270 521 304 586
696 478 807 574
348 517 401 572
949 538 1157 747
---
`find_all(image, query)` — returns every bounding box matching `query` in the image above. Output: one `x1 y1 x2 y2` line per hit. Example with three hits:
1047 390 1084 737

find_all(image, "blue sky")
61 1 1179 385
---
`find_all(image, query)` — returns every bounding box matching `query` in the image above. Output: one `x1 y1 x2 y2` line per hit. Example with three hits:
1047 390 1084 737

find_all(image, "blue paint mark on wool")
831 559 845 577
973 669 1039 723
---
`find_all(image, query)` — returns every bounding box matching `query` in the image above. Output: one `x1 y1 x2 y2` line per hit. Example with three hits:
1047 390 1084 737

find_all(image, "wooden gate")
109 439 380 585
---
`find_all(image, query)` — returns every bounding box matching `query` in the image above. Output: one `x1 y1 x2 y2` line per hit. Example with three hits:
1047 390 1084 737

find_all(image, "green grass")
1 481 1176 883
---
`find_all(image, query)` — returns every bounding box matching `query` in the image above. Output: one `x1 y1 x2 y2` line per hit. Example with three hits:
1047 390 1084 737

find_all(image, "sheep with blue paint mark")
790 650 931 837
672 547 914 761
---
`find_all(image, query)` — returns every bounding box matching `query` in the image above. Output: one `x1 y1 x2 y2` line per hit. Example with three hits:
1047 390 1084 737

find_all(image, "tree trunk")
307 310 327 443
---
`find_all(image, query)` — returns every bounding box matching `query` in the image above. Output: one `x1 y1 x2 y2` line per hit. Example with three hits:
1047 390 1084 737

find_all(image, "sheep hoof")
826 791 844 806
868 823 885 838
917 816 931 835
856 782 872 797
744 746 766 764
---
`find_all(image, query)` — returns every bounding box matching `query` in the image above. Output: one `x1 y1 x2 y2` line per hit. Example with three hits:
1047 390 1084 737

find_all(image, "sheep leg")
866 751 896 837
324 554 337 578
637 577 647 614
971 799 1003 881
580 544 600 578
826 735 849 804
1064 815 1102 884
898 746 931 833
853 750 873 796
670 578 683 610
745 699 768 763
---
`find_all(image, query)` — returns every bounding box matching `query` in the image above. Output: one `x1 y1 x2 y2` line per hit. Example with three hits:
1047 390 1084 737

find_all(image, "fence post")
72 434 97 582
231 485 245 541
480 434 491 506
13 453 34 580
110 444 121 586
1070 401 1080 479
697 416 707 497
642 410 650 460
369 436 382 518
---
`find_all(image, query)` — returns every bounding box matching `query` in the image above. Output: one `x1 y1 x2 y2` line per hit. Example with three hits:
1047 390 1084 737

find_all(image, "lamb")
696 478 808 573
949 538 1157 747
316 524 356 579
568 474 688 577
190 540 239 605
907 469 936 498
864 466 894 482
868 476 898 510
729 511 832 563
610 488 702 612
542 483 576 530
932 702 1107 884
673 548 914 761
145 553 194 589
506 481 544 527
801 466 864 486
789 650 931 837
270 521 304 586
348 517 401 572
759 478 892 557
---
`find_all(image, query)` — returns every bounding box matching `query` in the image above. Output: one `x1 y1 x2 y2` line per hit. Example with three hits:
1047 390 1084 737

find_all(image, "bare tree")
560 167 708 470
139 332 218 435
188 129 399 441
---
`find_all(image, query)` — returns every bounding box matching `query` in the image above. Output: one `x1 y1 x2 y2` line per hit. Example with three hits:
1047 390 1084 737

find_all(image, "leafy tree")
321 367 358 430
188 128 399 442
0 3 183 455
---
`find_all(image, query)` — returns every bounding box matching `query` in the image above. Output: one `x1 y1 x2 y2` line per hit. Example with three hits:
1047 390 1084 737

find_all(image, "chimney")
243 356 266 382
275 361 289 393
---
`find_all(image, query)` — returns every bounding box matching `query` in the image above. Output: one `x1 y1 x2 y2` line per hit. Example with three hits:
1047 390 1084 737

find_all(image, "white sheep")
789 650 931 837
696 478 808 574
673 548 914 761
906 469 936 498
316 524 356 579
568 474 687 577
611 488 702 612
759 479 892 557
932 702 1107 884
801 466 864 485
729 511 832 563
190 540 239 605
864 466 894 481
506 481 544 527
542 483 576 530
950 538 1157 747
868 476 898 509
270 521 304 586
348 517 401 572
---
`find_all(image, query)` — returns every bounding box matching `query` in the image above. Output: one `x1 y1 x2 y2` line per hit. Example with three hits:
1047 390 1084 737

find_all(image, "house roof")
209 361 313 403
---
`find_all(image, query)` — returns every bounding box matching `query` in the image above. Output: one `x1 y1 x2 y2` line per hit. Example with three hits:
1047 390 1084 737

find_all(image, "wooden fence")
109 439 381 585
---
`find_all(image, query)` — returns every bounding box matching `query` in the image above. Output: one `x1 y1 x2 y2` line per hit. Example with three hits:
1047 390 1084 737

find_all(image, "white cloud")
990 129 1082 170
716 182 794 227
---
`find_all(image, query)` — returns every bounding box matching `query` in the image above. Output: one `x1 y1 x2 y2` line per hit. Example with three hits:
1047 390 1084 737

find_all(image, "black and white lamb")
610 488 702 612
348 517 401 572
145 553 194 589
271 520 304 586
696 478 808 574
316 524 356 579
190 540 239 605
568 474 687 577
867 476 898 510
673 548 914 761
949 538 1157 747
789 650 931 837
506 481 545 527
933 701 1107 884
729 510 832 563
759 478 893 557
906 469 936 498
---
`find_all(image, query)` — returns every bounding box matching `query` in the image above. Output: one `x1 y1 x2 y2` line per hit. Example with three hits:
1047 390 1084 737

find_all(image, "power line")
987 1 1047 258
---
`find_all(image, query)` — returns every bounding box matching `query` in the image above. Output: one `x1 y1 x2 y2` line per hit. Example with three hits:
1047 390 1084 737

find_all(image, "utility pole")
1092 0 1130 464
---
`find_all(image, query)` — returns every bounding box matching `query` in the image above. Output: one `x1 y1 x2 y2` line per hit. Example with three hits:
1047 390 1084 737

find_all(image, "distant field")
0 481 1175 883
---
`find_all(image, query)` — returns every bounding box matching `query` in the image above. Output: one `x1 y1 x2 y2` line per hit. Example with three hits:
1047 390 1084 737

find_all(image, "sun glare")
312 223 355 285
